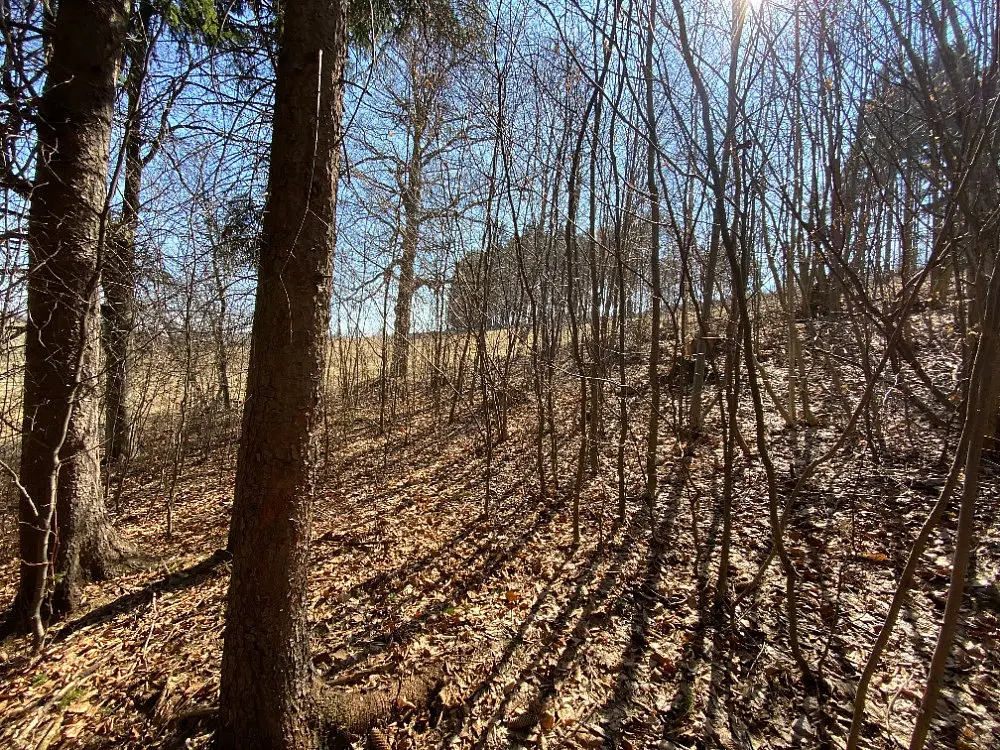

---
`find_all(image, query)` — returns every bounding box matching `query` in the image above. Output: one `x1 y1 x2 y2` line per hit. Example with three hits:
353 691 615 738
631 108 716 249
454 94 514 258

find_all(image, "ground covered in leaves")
1 311 999 749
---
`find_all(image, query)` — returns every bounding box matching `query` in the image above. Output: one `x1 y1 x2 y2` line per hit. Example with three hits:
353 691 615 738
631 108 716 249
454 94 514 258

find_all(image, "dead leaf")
540 710 556 732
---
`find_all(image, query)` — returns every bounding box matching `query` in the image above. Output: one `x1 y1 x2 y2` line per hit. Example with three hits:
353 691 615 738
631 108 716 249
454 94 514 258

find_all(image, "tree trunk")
391 230 418 380
211 249 232 410
103 226 135 464
390 91 426 382
9 0 131 640
102 8 149 466
216 0 347 745
644 0 661 502
587 78 605 475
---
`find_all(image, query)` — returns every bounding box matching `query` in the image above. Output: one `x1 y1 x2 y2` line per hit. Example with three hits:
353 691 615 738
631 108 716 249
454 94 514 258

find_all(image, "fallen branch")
315 665 446 739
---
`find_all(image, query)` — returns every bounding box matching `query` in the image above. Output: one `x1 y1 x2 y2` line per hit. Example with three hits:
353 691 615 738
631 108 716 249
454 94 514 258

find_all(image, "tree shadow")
315 487 566 677
595 473 694 746
50 548 231 643
454 505 648 748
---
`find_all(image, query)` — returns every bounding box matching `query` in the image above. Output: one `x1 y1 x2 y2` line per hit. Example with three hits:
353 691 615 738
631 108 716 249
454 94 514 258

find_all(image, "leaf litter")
0 313 998 749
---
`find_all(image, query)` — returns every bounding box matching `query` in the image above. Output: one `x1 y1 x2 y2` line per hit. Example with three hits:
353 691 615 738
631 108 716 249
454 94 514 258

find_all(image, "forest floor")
1 311 1000 750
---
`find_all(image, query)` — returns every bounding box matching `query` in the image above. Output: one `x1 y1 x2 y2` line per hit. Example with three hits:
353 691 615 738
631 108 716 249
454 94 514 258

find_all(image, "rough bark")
216 0 347 745
9 0 132 639
102 21 147 465
316 668 444 741
103 226 135 465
